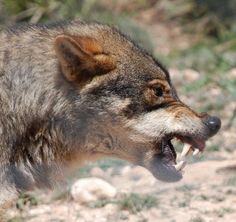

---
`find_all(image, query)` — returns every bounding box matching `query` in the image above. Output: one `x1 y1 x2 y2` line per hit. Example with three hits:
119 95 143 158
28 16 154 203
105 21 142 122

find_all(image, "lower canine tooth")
193 149 200 156
181 143 191 158
174 161 186 171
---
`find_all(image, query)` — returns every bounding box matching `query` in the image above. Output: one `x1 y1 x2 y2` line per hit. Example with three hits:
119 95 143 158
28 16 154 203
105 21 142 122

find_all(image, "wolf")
0 20 221 208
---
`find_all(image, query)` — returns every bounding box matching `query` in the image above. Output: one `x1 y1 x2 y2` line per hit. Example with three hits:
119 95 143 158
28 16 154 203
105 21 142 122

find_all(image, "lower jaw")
148 154 182 182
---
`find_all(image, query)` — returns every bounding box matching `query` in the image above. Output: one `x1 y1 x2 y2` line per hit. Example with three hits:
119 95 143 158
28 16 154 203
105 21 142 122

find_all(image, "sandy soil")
7 153 236 222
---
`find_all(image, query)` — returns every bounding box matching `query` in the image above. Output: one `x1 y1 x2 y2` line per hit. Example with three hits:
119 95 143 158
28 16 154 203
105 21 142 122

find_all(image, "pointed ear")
54 35 115 86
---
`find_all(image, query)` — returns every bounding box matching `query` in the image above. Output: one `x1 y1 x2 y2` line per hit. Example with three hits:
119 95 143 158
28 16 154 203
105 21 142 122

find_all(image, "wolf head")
51 21 221 182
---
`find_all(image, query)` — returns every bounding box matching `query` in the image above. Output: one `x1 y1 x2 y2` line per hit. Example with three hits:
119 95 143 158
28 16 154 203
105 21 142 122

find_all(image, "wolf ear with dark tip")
54 35 116 87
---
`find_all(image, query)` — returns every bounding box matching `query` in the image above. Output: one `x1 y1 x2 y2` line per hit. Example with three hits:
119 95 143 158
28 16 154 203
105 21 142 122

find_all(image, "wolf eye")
154 87 163 97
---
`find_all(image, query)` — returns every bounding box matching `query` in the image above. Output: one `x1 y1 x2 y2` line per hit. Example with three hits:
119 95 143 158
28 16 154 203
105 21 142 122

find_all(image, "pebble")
71 177 117 204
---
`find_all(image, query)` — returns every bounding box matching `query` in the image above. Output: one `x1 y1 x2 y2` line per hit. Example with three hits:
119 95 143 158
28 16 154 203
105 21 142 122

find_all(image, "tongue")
148 141 182 182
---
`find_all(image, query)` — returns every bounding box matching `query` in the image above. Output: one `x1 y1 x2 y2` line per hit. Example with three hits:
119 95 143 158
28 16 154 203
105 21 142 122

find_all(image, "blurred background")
1 0 236 221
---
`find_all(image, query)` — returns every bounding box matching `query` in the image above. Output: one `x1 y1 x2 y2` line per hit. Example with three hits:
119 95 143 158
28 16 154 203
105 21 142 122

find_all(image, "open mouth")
150 134 206 182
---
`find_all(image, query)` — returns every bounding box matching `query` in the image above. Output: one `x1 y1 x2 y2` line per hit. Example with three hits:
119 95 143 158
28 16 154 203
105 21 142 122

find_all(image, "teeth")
193 149 200 156
181 143 192 158
174 161 186 171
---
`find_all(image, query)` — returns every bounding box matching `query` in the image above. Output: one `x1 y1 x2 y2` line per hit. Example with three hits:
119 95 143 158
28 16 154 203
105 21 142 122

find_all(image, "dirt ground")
7 155 236 222
6 14 236 222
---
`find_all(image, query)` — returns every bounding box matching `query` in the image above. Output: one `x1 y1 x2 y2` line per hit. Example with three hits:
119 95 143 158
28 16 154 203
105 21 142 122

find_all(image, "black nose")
203 116 221 137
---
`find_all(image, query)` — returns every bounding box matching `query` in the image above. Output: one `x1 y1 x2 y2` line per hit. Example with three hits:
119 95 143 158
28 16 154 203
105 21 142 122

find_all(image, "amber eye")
154 87 163 97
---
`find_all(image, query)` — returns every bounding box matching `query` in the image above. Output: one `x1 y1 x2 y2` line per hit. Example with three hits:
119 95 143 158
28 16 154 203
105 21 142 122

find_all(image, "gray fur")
0 20 220 210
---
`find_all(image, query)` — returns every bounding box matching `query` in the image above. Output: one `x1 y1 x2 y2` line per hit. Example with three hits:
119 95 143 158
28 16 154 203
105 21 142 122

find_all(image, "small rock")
119 210 130 220
227 68 236 79
104 203 117 213
183 69 200 82
222 52 236 66
28 205 51 216
90 167 105 178
209 87 221 97
120 165 132 176
105 168 114 177
169 68 181 84
71 177 117 204
228 102 236 113
169 68 200 84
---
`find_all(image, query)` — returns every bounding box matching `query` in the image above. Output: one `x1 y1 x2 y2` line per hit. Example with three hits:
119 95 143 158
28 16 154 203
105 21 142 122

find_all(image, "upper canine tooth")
181 143 191 158
174 161 186 171
193 149 200 156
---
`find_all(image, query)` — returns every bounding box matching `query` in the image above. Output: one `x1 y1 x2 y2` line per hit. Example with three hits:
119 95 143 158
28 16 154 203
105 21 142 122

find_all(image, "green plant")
88 198 115 208
118 193 158 214
16 192 39 211
51 188 70 201
7 216 26 222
